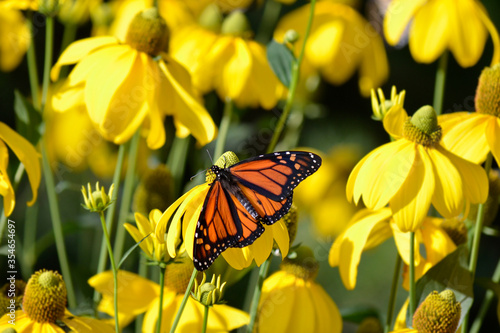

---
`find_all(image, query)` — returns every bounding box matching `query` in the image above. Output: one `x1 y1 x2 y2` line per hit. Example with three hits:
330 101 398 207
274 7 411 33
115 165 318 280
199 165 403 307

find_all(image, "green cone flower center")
23 270 67 323
413 290 461 333
281 246 319 281
165 254 195 294
403 105 442 147
221 11 252 38
198 4 223 32
475 64 500 117
125 8 170 56
206 151 240 183
134 165 174 215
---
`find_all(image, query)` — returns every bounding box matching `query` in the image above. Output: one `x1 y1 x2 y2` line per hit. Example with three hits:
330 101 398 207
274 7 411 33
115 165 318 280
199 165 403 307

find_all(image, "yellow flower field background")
0 0 500 332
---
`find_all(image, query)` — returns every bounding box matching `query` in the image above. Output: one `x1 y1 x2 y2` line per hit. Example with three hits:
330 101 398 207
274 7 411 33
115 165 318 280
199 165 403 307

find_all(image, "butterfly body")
193 151 321 271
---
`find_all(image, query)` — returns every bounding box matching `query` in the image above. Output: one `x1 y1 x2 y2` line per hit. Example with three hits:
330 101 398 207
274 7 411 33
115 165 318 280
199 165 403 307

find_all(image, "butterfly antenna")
206 149 213 164
190 168 208 181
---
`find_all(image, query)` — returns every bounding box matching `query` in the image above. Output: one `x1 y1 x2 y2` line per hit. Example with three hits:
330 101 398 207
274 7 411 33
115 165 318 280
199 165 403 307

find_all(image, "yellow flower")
51 8 217 149
0 269 113 333
58 0 101 26
329 208 456 290
0 7 30 72
294 146 362 237
346 105 488 231
384 0 500 67
156 151 290 270
274 0 389 97
171 10 286 109
89 269 249 332
124 209 172 262
0 122 41 217
257 247 342 333
440 64 500 166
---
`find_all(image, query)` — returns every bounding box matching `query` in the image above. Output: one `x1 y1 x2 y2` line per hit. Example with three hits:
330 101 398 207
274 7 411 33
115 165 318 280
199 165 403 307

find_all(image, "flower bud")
192 273 226 306
81 182 114 213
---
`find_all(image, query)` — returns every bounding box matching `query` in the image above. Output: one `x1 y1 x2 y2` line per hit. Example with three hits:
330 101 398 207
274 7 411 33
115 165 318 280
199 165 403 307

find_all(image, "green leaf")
118 233 150 269
406 245 474 327
266 39 295 88
14 90 42 144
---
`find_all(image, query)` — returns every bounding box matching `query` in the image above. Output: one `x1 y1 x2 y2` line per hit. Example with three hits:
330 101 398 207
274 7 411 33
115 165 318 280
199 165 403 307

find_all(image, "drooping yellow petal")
142 290 177 333
0 8 30 72
89 270 159 318
448 0 487 67
0 141 14 216
391 145 435 232
476 2 500 66
290 280 316 333
486 117 500 167
158 58 217 146
222 247 253 270
383 0 426 45
51 36 118 81
210 304 250 331
306 20 344 69
353 139 416 210
440 112 490 164
383 105 408 139
328 208 392 290
270 220 290 257
428 147 464 218
258 274 296 333
63 314 115 333
310 282 342 333
440 146 488 204
0 122 41 210
124 222 152 257
409 0 449 63
391 222 420 266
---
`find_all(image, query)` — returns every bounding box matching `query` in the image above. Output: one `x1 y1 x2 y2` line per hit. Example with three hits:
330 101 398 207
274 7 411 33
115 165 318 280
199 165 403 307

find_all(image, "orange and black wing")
228 151 321 223
193 180 264 271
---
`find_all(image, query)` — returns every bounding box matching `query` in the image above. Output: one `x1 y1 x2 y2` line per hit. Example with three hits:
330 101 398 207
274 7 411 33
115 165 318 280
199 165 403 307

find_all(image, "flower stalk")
433 51 448 115
267 0 317 153
409 231 416 317
156 265 166 333
246 255 272 333
169 268 198 333
214 100 234 160
385 255 402 333
202 305 209 333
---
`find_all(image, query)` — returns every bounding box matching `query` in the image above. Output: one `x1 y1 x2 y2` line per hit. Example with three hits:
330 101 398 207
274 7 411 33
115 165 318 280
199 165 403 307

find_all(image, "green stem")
213 100 233 160
255 0 282 44
113 131 140 261
246 256 272 333
469 258 500 333
166 136 191 195
169 268 198 333
22 201 39 278
156 266 166 333
41 140 76 308
462 153 493 332
385 255 402 333
267 0 316 154
41 16 54 110
468 153 493 279
99 211 120 333
26 16 40 110
409 231 416 318
202 305 209 333
93 143 127 308
0 164 25 243
432 51 448 116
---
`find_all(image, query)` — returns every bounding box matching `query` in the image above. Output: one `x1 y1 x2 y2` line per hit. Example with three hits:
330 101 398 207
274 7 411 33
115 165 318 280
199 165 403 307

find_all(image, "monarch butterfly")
193 151 322 271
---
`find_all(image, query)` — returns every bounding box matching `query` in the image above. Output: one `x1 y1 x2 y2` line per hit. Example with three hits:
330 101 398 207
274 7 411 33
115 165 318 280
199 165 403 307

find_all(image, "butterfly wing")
228 151 321 223
193 179 264 271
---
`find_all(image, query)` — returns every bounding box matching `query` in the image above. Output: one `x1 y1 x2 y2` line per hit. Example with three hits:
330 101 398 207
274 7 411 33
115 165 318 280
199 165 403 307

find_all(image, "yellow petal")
383 105 408 139
142 290 177 333
51 81 86 111
88 270 159 316
329 208 392 290
63 315 115 333
440 112 490 164
448 0 487 67
391 145 435 232
310 282 342 333
124 222 152 257
258 273 296 333
222 247 252 270
475 2 500 66
486 117 500 167
51 36 118 81
306 20 344 68
440 146 488 204
289 281 316 332
409 0 449 63
391 222 421 266
271 220 290 257
383 0 426 45
0 9 30 72
0 141 14 216
210 304 250 330
158 58 217 146
354 140 416 210
0 122 41 209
